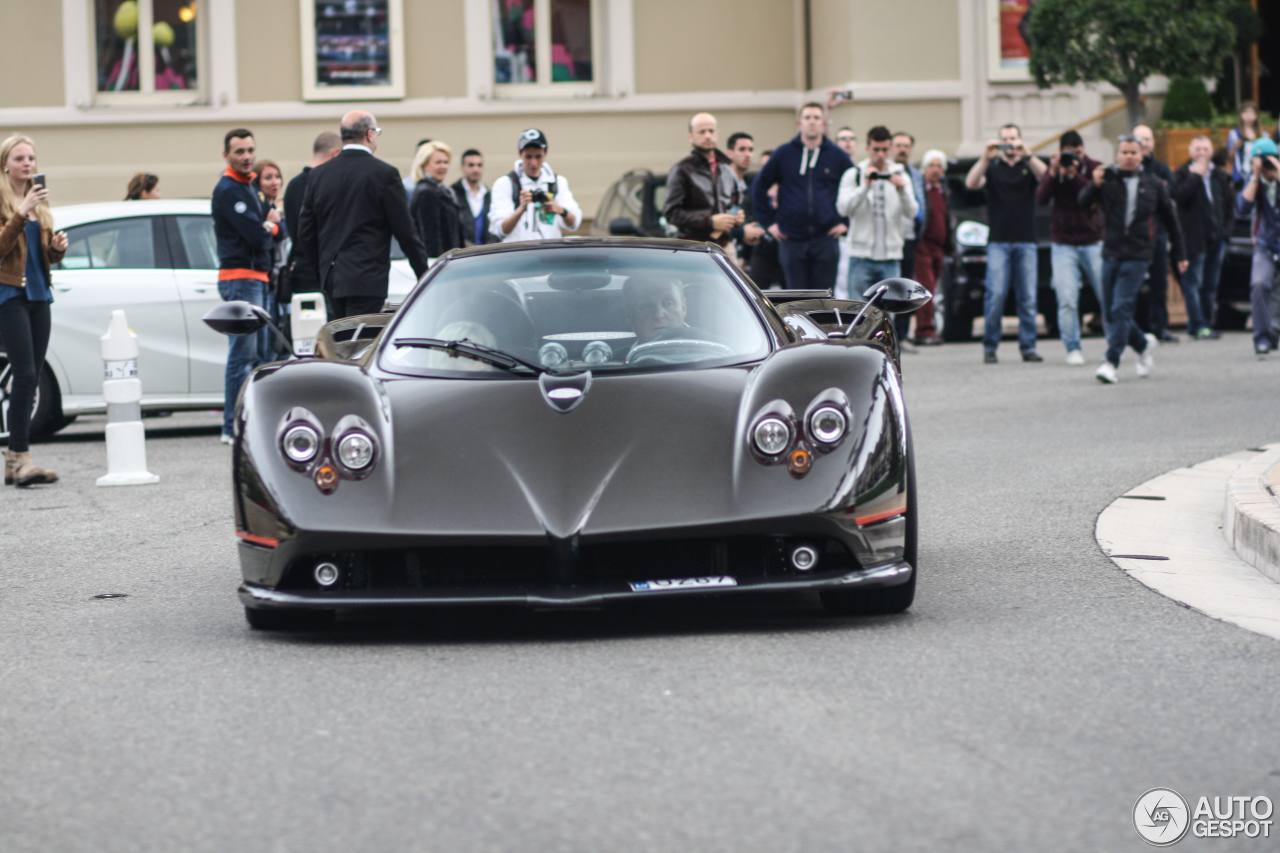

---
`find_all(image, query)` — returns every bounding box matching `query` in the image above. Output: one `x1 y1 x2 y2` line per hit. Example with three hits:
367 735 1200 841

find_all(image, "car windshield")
380 246 770 377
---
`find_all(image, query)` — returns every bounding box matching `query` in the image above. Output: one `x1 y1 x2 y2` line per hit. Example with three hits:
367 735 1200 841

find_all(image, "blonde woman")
0 135 67 486
409 140 467 258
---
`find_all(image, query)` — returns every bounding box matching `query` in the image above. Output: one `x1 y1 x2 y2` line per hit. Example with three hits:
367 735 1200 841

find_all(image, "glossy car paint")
228 240 914 613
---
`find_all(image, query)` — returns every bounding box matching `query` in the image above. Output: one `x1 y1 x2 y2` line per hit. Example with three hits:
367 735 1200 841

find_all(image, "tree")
1028 0 1235 130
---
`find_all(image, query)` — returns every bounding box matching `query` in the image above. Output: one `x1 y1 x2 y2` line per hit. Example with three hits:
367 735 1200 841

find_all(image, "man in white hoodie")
835 125 919 301
489 129 582 242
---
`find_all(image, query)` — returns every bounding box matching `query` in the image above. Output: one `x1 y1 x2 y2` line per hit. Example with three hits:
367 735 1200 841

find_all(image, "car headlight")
808 406 847 446
955 220 989 248
282 423 320 464
336 432 376 472
753 417 792 457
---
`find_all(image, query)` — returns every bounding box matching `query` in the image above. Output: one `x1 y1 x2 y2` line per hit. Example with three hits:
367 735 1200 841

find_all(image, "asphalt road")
3 332 1280 852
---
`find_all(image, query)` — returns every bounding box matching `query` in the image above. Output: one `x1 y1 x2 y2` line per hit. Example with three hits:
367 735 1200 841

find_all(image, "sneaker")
220 433 234 445
983 351 998 364
1257 343 1272 358
1193 327 1215 340
1095 362 1118 384
1136 339 1155 378
1065 350 1085 366
1157 331 1180 343
1021 351 1044 362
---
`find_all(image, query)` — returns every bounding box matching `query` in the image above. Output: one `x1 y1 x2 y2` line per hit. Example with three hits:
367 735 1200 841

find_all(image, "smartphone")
997 144 1014 153
33 174 46 190
834 89 854 103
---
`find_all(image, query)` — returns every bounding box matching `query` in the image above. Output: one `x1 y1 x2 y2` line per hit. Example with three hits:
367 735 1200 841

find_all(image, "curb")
1224 443 1280 584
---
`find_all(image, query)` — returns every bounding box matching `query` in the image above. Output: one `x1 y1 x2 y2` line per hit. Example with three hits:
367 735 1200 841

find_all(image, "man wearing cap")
489 129 581 242
1237 137 1280 356
1036 130 1105 364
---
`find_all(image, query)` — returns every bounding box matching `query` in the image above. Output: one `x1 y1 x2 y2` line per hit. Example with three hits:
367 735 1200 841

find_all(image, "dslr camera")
1059 151 1077 169
531 189 553 204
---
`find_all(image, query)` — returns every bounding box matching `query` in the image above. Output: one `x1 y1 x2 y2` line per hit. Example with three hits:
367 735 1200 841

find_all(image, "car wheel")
244 606 335 631
1 356 67 439
820 440 917 616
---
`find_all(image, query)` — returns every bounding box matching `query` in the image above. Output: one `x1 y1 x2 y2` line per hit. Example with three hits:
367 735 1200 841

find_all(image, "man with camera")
1079 135 1187 383
663 113 743 248
1237 137 1280 356
489 129 581 243
1036 130 1104 365
965 123 1048 364
836 126 918 302
1173 135 1235 340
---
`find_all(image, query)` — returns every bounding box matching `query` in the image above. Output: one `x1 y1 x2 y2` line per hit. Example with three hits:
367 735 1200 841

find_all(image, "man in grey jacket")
835 126 919 301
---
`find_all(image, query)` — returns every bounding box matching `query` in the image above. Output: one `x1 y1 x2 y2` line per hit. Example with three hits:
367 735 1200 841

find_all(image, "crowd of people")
5 96 1280 478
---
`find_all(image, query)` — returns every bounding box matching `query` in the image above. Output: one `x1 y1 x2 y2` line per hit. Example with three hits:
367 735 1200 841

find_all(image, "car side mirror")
609 218 641 236
203 300 268 336
867 277 932 314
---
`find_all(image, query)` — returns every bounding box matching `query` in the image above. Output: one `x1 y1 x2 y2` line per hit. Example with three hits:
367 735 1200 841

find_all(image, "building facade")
0 0 1164 216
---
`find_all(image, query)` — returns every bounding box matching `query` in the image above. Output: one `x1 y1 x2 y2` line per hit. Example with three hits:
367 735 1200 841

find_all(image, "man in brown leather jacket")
663 113 744 245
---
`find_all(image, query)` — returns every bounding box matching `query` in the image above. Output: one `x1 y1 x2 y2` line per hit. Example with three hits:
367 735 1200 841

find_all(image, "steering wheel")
625 338 734 366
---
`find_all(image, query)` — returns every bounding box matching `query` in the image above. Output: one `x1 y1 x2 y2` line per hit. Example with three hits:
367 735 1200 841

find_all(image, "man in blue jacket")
752 102 853 290
212 127 282 443
1237 137 1280 356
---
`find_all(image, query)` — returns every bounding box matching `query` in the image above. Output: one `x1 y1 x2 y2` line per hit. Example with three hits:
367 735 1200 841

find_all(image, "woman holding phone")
0 134 67 486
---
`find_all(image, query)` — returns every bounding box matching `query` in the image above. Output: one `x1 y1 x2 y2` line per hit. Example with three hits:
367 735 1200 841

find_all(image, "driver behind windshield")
623 275 698 345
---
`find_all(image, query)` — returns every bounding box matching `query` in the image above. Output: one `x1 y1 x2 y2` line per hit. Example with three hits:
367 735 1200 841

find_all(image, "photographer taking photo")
489 129 581 243
1237 137 1280 356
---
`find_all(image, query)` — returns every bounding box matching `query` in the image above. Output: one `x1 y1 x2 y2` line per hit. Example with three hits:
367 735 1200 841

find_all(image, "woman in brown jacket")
1 134 67 486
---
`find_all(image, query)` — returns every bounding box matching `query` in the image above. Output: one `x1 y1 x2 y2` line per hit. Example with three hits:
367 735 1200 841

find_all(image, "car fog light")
809 406 847 445
582 340 612 365
788 448 812 474
282 424 320 464
790 544 818 571
314 562 340 587
337 432 375 471
753 417 791 456
539 342 569 368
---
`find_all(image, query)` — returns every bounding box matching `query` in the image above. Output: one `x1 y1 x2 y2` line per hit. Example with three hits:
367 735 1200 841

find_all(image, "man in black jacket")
1080 135 1188 383
663 113 744 246
452 149 499 247
296 111 430 319
282 131 341 297
1133 124 1179 341
1173 135 1235 339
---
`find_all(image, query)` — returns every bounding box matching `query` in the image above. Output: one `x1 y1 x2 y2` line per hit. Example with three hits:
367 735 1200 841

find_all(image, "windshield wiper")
390 337 548 374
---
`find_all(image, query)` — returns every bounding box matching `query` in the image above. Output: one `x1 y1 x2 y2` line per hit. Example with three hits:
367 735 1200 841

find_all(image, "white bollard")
96 310 160 487
290 291 328 356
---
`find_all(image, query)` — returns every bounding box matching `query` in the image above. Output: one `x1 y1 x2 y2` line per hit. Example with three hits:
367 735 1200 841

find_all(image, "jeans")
217 278 272 437
983 241 1038 353
1196 239 1227 328
0 297 51 452
1249 247 1279 349
1050 242 1104 351
847 257 902 298
778 235 840 291
1145 232 1170 335
1101 258 1151 366
1178 248 1219 335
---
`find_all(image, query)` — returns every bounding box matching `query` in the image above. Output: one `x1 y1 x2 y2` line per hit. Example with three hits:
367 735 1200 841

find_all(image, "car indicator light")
337 432 375 471
788 449 812 474
314 465 339 493
808 406 847 446
753 417 791 456
282 423 320 464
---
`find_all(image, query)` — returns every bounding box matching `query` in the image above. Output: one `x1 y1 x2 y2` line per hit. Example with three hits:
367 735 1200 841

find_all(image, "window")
59 219 158 271
174 216 217 270
494 0 595 91
93 0 206 105
301 0 406 101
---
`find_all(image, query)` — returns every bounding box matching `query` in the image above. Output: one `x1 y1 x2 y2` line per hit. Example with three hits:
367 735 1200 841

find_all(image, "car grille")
279 536 858 592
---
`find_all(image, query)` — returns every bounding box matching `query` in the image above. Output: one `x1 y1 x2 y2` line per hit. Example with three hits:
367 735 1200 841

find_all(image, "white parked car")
0 199 419 438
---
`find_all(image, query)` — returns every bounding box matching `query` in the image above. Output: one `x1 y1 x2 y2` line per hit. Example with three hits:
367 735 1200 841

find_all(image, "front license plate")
629 576 737 592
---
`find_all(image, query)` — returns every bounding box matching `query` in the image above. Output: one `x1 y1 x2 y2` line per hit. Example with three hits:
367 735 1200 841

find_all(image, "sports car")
205 238 929 629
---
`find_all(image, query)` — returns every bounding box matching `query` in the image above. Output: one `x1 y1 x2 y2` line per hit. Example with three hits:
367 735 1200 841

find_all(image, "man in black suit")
452 149 499 246
296 110 430 319
283 131 341 296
